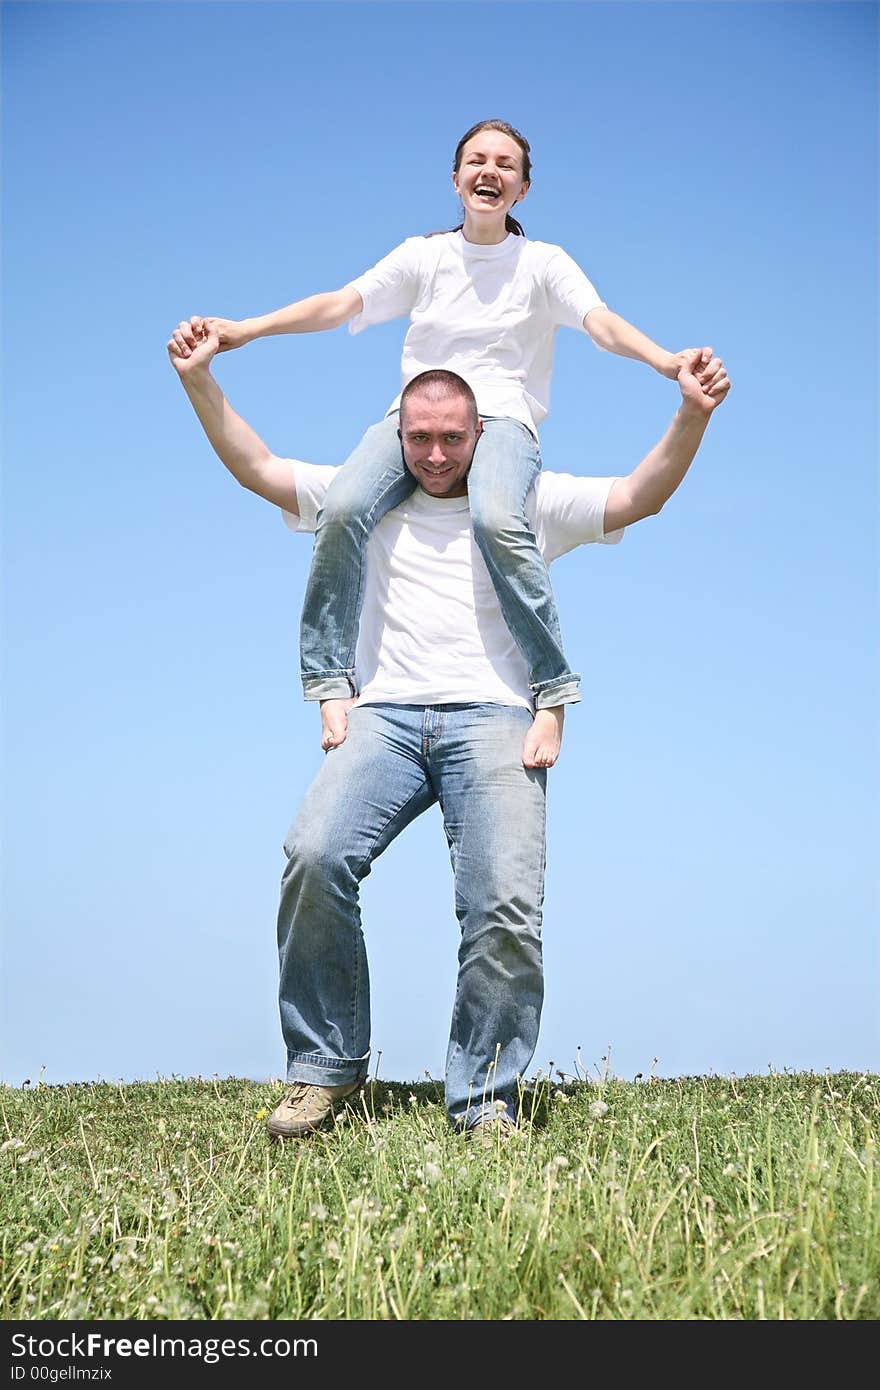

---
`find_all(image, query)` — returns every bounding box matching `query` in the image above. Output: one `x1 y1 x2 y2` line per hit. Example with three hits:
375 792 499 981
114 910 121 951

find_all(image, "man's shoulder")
279 459 341 533
531 469 592 500
290 459 341 487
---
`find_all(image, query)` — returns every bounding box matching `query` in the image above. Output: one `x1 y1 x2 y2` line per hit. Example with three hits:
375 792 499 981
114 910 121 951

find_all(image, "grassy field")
1 1070 876 1320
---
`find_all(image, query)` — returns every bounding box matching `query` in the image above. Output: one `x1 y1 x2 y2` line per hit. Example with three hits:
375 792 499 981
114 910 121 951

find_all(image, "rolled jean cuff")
532 676 581 709
286 1049 370 1087
301 672 357 701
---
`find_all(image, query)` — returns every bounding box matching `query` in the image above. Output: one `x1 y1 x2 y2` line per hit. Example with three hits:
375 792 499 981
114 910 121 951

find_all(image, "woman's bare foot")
522 706 564 769
320 696 358 751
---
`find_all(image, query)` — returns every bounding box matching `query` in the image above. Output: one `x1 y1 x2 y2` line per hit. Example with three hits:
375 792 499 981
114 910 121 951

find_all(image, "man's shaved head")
399 370 479 429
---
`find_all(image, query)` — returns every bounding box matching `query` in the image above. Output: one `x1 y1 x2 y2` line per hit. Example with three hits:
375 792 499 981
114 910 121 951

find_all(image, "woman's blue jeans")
276 702 547 1130
299 415 581 708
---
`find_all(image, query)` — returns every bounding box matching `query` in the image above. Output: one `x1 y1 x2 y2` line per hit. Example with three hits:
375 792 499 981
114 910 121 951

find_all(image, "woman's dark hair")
428 119 531 238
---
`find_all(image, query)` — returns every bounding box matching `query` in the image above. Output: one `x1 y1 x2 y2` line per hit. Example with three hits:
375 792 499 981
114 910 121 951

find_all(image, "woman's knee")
318 474 372 530
470 498 533 553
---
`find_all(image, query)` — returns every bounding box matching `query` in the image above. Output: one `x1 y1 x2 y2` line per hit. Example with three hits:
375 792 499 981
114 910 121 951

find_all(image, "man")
167 321 729 1142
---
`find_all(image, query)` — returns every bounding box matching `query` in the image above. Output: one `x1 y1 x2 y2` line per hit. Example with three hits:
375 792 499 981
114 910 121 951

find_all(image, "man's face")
398 394 482 498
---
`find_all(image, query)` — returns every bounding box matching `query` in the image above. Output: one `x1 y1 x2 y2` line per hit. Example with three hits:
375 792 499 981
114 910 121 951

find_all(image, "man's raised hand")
167 318 220 376
678 348 730 416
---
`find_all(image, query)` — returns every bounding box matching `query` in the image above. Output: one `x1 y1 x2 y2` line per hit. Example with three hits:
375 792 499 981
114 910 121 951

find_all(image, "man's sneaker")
266 1081 361 1139
465 1113 519 1146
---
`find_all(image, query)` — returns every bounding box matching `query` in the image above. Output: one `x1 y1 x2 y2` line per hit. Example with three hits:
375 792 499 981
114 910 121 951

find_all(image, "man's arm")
167 319 299 513
585 306 711 381
170 285 364 357
603 349 729 532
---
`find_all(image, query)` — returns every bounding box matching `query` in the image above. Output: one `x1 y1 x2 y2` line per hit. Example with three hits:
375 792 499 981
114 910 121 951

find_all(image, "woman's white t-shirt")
347 232 605 435
285 463 623 710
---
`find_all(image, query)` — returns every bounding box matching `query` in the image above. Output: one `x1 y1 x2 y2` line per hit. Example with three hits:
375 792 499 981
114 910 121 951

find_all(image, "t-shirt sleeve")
542 245 606 331
530 471 625 561
346 237 425 335
279 461 342 533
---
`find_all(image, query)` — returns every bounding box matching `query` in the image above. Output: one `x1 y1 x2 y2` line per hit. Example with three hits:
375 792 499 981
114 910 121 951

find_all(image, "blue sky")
2 1 877 1089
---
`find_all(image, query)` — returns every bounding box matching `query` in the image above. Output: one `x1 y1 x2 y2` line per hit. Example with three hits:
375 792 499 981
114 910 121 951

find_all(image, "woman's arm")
171 286 364 356
585 306 710 380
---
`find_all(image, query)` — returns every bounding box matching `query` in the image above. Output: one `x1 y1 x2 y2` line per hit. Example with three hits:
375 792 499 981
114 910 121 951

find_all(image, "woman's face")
452 129 529 224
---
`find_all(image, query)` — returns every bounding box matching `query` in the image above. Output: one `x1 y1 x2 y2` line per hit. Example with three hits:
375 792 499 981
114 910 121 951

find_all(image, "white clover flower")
589 1100 609 1119
309 1203 328 1222
1 1138 25 1152
553 1089 570 1104
425 1162 441 1185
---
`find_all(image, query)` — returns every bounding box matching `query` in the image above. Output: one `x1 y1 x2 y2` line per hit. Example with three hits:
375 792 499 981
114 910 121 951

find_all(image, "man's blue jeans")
299 415 581 708
277 702 547 1130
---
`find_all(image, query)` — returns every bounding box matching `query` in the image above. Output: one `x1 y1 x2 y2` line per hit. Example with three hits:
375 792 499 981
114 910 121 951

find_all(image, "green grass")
1 1070 876 1319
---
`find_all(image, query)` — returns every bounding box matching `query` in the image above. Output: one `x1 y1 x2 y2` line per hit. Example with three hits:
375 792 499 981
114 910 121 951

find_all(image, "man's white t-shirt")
347 233 605 435
284 465 623 710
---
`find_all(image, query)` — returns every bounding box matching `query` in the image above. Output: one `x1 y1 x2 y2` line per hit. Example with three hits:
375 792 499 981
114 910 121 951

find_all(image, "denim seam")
351 781 433 884
420 705 445 759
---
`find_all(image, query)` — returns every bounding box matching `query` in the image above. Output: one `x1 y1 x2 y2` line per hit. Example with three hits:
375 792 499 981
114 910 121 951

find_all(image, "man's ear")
475 418 484 439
